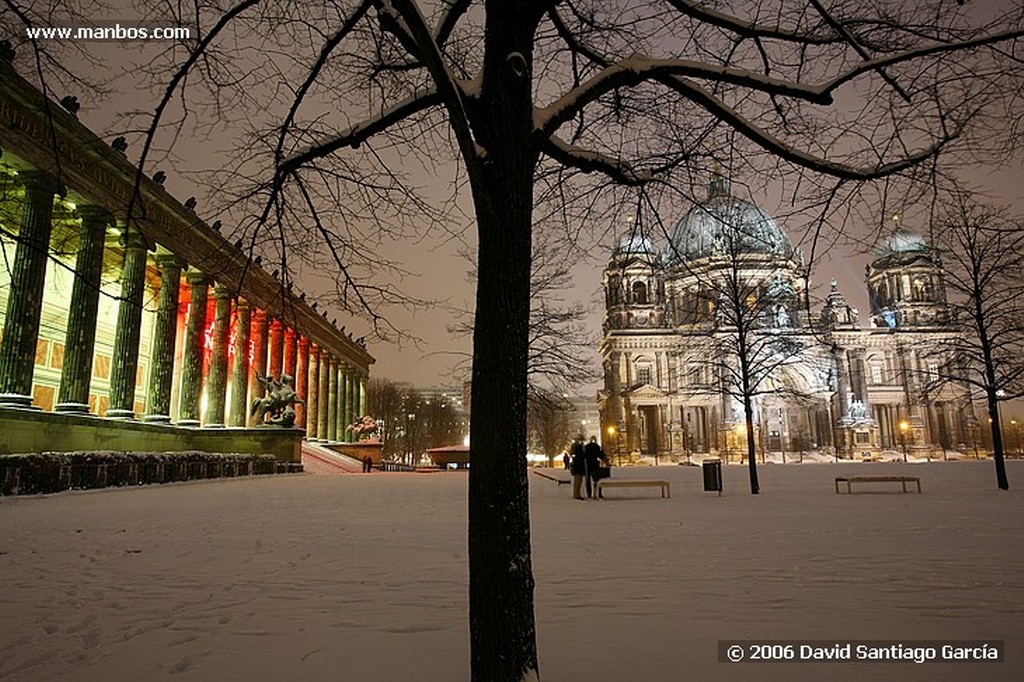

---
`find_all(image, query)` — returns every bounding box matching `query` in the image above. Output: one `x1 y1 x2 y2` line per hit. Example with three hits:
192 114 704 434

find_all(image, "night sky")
14 1 1023 394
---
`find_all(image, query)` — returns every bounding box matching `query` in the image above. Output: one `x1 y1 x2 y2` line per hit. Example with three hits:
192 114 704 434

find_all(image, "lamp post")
607 425 618 466
899 419 910 462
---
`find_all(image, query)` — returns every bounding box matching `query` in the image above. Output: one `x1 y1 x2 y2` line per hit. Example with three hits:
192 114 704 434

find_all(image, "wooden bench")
835 475 921 494
532 469 570 486
596 479 671 499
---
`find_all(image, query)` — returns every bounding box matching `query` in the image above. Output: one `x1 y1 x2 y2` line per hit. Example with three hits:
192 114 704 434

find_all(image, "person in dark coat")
583 436 605 498
570 437 586 500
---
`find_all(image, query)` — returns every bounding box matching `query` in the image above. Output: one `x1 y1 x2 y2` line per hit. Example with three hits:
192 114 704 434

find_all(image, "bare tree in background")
367 376 404 457
657 183 821 493
9 1 1024 678
926 190 1024 490
527 389 574 466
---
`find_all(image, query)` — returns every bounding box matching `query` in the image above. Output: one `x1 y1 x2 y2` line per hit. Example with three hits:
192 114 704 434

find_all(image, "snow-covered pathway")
1 461 1021 681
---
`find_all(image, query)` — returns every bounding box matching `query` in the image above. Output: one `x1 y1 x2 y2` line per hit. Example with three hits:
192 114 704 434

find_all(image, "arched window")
632 280 648 305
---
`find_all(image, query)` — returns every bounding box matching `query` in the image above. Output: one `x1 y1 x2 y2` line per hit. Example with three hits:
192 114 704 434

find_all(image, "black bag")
594 466 611 481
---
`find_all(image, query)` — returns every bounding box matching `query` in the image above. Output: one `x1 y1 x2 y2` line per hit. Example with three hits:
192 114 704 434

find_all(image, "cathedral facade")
598 174 976 461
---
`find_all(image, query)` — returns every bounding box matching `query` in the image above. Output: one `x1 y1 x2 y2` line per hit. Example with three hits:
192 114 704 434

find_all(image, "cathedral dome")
665 174 794 263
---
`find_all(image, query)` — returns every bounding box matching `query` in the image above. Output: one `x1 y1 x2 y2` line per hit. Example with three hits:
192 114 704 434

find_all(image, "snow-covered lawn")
1 460 1021 681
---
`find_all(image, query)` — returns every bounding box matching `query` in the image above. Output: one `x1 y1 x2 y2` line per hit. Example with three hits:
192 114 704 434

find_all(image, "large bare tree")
10 1 1024 679
925 190 1024 490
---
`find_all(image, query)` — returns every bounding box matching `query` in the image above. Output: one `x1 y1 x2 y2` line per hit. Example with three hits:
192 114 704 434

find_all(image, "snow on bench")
596 479 671 499
834 475 921 494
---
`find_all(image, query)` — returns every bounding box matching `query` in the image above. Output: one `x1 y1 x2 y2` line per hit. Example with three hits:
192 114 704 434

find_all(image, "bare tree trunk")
986 393 1010 491
465 6 540 680
743 396 760 495
468 179 539 680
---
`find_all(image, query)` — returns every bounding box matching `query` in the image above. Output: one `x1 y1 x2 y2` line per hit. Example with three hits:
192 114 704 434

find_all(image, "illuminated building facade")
598 174 975 460
0 59 372 459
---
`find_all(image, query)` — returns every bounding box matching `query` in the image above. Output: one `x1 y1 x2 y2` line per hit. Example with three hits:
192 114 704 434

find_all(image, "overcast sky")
23 1 1024 393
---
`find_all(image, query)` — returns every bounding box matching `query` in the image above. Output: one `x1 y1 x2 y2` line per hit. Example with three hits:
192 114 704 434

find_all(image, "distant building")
598 172 974 460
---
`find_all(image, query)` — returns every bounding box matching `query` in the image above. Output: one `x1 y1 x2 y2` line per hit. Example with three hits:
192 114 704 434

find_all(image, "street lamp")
899 419 910 462
606 425 618 466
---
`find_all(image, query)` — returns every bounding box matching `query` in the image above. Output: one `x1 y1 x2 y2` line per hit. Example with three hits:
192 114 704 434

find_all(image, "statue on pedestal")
251 373 303 427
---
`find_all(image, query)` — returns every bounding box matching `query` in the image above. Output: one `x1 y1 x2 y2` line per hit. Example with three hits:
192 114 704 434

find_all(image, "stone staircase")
300 442 365 474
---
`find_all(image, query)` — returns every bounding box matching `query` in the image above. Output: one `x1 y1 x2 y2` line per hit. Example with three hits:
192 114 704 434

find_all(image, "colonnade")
0 169 367 442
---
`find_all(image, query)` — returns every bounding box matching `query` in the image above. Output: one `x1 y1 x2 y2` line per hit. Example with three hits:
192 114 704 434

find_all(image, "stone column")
295 336 309 430
327 357 339 442
268 318 284 379
359 374 367 421
229 299 251 427
338 369 349 440
350 372 361 442
849 348 871 413
317 351 330 440
142 255 184 422
306 344 320 440
353 373 362 439
283 327 297 381
203 285 231 427
833 347 850 418
339 367 351 441
0 171 59 407
106 226 150 420
247 309 268 426
177 272 210 426
56 205 110 413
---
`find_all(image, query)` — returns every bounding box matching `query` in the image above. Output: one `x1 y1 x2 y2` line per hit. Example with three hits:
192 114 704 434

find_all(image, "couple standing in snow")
571 436 609 500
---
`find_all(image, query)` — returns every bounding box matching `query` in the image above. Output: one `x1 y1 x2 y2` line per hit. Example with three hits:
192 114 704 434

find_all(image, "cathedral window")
870 362 883 385
637 364 652 385
632 280 649 305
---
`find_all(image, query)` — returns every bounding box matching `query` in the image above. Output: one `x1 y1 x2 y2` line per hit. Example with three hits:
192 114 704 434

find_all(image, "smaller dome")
873 226 928 259
613 232 656 256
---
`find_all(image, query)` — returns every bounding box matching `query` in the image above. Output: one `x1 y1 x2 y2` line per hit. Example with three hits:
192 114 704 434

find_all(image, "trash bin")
702 458 723 495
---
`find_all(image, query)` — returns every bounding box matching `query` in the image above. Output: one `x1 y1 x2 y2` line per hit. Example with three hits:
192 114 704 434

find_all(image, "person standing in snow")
570 437 586 500
583 436 606 498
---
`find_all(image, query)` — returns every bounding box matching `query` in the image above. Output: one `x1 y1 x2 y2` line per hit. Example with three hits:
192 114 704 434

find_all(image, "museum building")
0 58 373 459
598 173 975 460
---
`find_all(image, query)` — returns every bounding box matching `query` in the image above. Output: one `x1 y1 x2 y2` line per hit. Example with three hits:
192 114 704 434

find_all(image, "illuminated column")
317 350 330 440
327 356 338 442
283 327 297 382
247 309 268 426
142 255 184 422
203 285 231 427
268 318 284 379
306 344 320 440
177 272 210 426
229 298 251 427
338 368 349 441
295 336 309 430
340 368 352 441
359 374 367 418
348 370 359 442
106 226 150 420
0 171 59 407
56 205 110 413
348 370 359 437
849 348 871 413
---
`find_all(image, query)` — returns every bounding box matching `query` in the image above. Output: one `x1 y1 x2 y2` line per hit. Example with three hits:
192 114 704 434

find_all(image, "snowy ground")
1 460 1022 681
